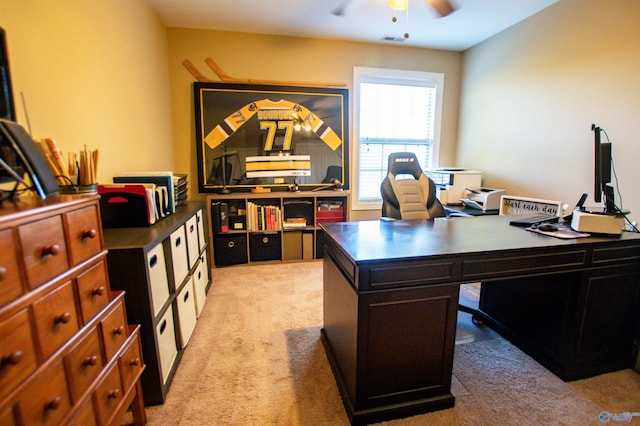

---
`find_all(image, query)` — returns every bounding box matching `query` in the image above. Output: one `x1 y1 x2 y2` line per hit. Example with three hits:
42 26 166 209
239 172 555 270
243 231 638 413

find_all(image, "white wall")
459 0 640 222
1 0 174 183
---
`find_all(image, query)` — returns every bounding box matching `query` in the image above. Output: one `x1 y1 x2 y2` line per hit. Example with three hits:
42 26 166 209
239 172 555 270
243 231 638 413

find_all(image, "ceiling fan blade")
332 0 367 16
332 0 351 16
426 0 455 18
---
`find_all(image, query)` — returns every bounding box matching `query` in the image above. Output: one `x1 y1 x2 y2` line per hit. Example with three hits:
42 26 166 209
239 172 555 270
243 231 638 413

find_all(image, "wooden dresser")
0 194 146 425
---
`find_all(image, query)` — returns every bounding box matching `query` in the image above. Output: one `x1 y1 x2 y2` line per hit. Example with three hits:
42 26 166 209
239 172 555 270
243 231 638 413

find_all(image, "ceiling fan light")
388 0 408 11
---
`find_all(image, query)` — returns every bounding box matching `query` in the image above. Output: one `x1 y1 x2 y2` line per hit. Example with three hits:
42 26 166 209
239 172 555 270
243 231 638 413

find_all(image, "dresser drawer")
65 204 103 266
18 215 69 290
0 228 23 308
147 243 170 317
169 225 189 288
66 397 97 426
119 328 144 392
75 260 110 324
17 360 71 426
0 309 38 402
93 362 124 425
99 299 128 362
32 280 79 360
64 326 104 403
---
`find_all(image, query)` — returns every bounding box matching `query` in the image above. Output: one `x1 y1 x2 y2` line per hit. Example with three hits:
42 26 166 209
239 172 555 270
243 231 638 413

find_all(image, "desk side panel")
359 283 458 408
322 253 359 403
480 263 640 380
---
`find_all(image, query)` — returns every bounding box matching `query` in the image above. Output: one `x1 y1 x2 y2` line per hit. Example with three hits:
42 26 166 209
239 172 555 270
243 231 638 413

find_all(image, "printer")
425 168 482 205
461 187 506 211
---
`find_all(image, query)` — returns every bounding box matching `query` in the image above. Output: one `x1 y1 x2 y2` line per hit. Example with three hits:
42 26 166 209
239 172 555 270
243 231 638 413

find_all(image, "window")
352 67 444 210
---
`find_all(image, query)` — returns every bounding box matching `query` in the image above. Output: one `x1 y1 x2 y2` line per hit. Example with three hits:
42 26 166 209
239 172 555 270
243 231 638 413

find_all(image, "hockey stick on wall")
205 57 345 87
182 59 214 82
181 58 345 87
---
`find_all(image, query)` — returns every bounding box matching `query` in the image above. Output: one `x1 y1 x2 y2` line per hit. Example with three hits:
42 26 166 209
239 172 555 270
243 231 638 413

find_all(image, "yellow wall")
166 29 463 220
12 1 633 223
459 0 640 221
1 0 174 183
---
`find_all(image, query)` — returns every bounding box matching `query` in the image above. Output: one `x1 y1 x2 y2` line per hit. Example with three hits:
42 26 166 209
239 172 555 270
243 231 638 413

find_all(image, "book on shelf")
210 201 229 233
247 202 281 231
283 217 307 229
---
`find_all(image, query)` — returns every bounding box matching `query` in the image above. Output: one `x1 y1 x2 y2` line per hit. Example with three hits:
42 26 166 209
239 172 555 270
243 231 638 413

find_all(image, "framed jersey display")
194 82 349 193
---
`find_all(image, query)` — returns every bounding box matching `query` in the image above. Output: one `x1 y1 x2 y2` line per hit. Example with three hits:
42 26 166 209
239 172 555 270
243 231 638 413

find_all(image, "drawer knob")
91 286 106 296
112 326 125 335
0 266 6 280
55 312 72 324
1 350 23 367
42 244 61 258
129 357 141 367
83 355 98 366
82 229 98 239
107 389 121 399
45 396 62 410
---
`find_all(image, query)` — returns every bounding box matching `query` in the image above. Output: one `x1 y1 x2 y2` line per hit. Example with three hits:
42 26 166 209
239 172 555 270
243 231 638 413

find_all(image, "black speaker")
0 118 59 199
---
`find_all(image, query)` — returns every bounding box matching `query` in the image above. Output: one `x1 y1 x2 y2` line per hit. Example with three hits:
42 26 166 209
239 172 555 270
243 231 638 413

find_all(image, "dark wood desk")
320 216 640 425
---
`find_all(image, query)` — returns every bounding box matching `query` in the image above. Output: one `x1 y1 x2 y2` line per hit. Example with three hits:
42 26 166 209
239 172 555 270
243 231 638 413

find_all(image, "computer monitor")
591 123 613 210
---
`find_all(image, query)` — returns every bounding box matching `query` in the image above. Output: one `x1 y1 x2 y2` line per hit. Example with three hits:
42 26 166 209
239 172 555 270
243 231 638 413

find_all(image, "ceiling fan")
332 0 456 18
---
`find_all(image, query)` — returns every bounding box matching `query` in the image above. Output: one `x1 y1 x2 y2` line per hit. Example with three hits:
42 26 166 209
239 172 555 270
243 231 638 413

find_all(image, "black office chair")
380 152 446 220
380 152 482 324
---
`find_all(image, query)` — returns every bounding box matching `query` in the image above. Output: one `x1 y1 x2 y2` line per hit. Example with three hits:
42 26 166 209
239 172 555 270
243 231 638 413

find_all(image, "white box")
571 211 624 235
196 208 206 251
176 282 197 348
146 243 170 317
193 255 209 317
185 214 200 270
156 306 178 384
169 225 189 288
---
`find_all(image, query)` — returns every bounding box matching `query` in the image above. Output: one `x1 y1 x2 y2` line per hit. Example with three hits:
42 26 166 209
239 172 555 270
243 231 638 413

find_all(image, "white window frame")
351 66 444 211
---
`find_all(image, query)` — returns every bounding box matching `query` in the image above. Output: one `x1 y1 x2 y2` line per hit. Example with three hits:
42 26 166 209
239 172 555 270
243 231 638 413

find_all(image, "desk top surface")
321 216 640 263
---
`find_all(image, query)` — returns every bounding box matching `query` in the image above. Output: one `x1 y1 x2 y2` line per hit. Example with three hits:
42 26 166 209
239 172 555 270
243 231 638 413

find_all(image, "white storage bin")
196 208 206 251
156 306 178 385
185 214 199 270
193 255 209 317
176 281 197 348
169 225 189 288
147 243 170 317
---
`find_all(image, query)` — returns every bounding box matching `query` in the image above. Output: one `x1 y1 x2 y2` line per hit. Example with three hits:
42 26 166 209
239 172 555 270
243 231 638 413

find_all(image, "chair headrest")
387 152 423 180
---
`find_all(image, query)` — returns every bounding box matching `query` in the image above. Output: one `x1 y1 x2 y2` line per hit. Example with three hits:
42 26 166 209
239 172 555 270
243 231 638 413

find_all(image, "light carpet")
142 261 640 425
